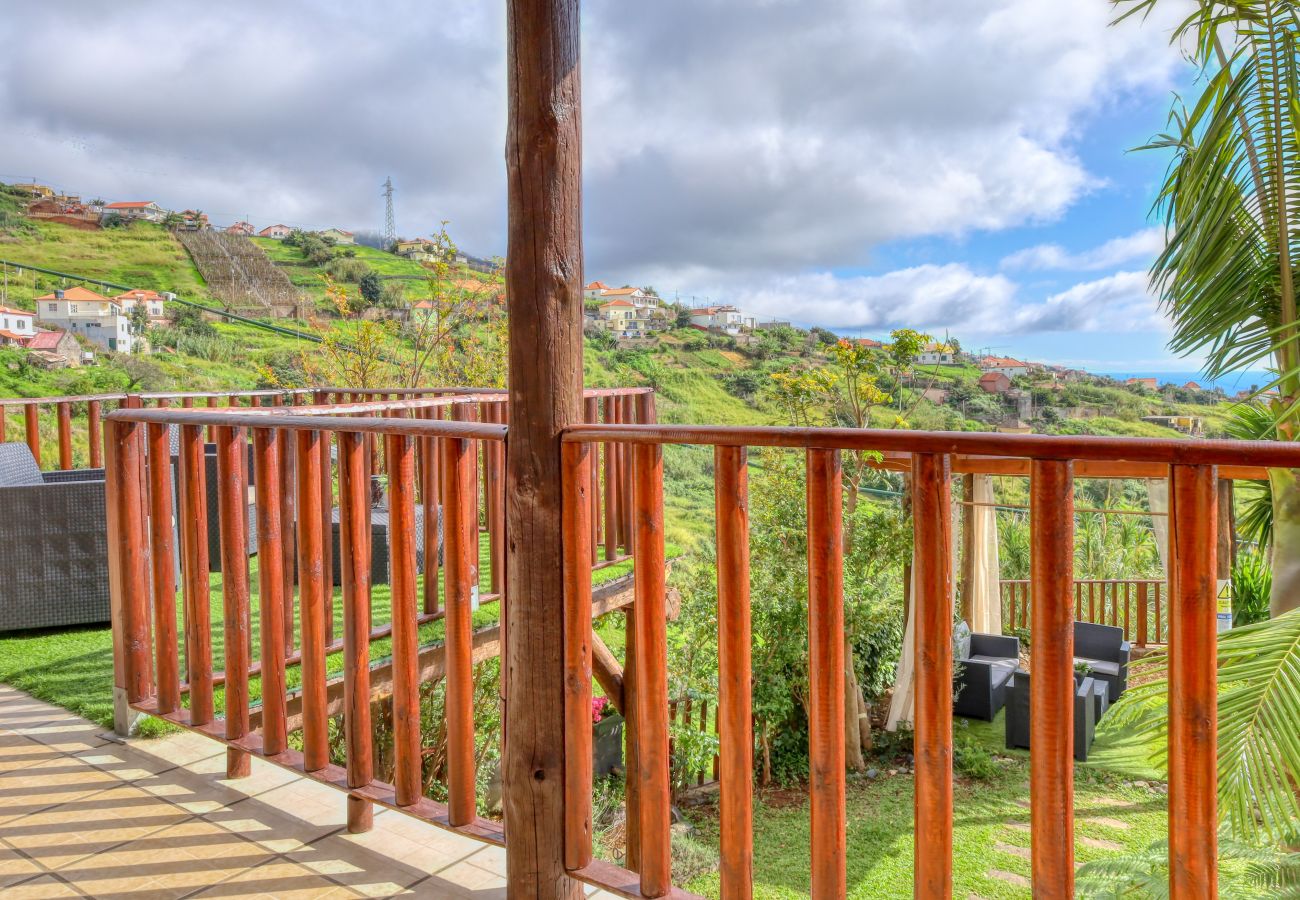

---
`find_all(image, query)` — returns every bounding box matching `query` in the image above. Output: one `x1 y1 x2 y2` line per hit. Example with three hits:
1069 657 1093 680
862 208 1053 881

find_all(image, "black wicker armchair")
953 626 1021 721
0 443 109 631
1074 621 1130 702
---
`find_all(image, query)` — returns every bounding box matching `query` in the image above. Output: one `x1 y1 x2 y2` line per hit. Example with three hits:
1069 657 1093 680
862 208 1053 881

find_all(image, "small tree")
127 304 151 353
358 270 383 306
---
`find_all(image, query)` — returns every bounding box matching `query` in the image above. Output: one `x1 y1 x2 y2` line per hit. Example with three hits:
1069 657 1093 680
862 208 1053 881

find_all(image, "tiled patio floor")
0 685 614 898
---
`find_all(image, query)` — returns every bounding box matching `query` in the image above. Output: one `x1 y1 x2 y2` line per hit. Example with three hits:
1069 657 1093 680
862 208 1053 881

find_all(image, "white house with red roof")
113 289 168 322
979 356 1031 379
0 306 35 338
583 280 613 300
226 221 255 236
102 201 166 223
689 305 754 335
320 228 355 245
259 224 293 239
34 286 138 353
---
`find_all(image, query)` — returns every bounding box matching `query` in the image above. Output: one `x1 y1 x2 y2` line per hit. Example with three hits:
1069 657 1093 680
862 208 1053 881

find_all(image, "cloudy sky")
0 0 1229 374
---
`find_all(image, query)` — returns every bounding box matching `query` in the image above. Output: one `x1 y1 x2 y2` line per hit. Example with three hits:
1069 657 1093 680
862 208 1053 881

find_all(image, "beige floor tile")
187 749 302 797
191 858 363 898
0 839 44 888
11 720 111 756
341 811 482 875
123 730 226 768
285 828 430 896
0 760 120 825
0 873 82 899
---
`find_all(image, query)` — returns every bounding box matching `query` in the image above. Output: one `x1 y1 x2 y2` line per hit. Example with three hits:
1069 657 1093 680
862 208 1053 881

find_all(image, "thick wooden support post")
107 419 151 734
1168 464 1218 899
179 425 213 725
57 401 72 470
253 429 288 757
441 434 477 824
1030 459 1074 897
632 440 669 897
562 440 593 870
503 0 584 894
297 430 329 772
912 453 953 899
147 423 179 715
715 445 753 899
806 449 845 899
340 432 374 831
216 426 252 779
24 403 40 468
390 433 422 808
88 400 102 468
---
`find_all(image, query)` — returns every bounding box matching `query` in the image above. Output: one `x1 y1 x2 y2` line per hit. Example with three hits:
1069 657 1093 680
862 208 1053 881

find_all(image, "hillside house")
689 305 755 335
978 371 1012 394
12 183 54 199
754 319 792 330
917 342 956 366
980 356 1030 379
395 238 442 262
25 329 81 367
103 201 166 223
113 290 168 322
1126 377 1159 391
0 306 35 338
583 280 613 300
226 221 255 236
259 224 293 239
34 286 137 353
857 337 884 349
1183 380 1202 391
1143 414 1204 435
320 228 356 245
178 210 209 230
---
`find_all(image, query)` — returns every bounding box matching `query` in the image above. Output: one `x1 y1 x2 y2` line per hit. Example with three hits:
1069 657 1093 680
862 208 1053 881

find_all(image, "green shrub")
1232 547 1272 627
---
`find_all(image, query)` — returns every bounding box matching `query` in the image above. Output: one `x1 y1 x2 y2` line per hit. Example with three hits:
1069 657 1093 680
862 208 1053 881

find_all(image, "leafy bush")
324 257 370 284
953 736 999 781
1232 548 1272 627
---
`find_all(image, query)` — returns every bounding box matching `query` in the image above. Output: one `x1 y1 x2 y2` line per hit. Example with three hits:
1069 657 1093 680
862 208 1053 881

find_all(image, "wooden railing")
104 387 649 852
558 422 1266 899
1001 578 1166 646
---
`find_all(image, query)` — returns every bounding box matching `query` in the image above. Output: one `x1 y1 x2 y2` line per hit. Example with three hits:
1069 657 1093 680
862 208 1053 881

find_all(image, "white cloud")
999 227 1165 271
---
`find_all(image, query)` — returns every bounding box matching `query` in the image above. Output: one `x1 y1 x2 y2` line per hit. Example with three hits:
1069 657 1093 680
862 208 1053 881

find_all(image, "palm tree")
1115 0 1300 615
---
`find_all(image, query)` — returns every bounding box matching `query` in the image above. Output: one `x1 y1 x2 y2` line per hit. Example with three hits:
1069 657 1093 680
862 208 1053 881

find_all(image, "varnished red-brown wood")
147 422 180 714
390 432 423 808
278 429 296 653
584 397 600 565
253 428 288 756
421 405 441 615
24 403 40 467
88 400 102 468
561 440 593 870
632 439 670 897
178 425 213 725
296 429 329 772
339 431 374 832
1030 459 1074 897
109 420 150 704
1167 464 1218 899
442 433 478 825
319 426 336 644
620 395 636 550
912 452 953 899
216 426 252 779
715 445 753 899
57 401 73 469
806 448 846 899
603 397 618 561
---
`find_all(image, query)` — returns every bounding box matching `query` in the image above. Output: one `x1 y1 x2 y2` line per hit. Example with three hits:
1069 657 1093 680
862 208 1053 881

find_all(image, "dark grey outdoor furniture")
165 427 257 572
1074 621 1130 702
1004 670 1098 762
328 504 438 586
953 624 1020 721
0 443 109 631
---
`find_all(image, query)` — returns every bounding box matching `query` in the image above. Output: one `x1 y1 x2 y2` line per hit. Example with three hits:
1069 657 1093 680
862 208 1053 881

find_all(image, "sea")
1096 371 1274 394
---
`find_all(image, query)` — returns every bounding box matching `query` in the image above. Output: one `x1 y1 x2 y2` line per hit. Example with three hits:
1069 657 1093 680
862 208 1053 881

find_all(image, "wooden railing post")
179 424 213 725
715 444 753 898
1137 582 1149 648
441 433 478 825
147 421 179 715
24 403 40 468
340 431 374 833
913 452 953 898
57 401 73 469
107 417 150 736
562 439 593 870
216 425 251 779
253 428 288 757
1168 464 1218 897
296 429 329 773
1030 459 1074 897
806 448 846 898
88 400 102 468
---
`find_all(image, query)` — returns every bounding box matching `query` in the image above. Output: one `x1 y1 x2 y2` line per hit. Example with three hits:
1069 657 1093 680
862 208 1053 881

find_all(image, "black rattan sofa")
953 625 1021 721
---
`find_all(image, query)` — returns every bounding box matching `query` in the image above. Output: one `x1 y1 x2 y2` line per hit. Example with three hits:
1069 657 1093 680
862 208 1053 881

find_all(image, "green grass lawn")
0 532 644 736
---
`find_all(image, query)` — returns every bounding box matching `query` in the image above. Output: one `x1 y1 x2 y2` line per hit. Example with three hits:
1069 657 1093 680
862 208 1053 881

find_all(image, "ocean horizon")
1096 370 1272 393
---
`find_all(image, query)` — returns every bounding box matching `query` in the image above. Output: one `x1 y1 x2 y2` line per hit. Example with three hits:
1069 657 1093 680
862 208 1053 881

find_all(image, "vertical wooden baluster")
339 431 374 832
87 400 102 468
1030 459 1074 897
1156 582 1164 644
625 595 641 872
391 432 422 807
278 429 296 654
441 432 478 824
422 405 442 615
56 401 73 469
108 419 151 709
562 439 593 869
585 397 600 566
297 429 329 772
319 427 335 644
621 395 636 550
253 428 288 757
1137 582 1149 648
913 452 953 899
0 404 6 443
1124 582 1132 642
147 422 179 714
1075 581 1082 621
182 396 194 409
633 435 669 897
603 397 618 561
715 444 753 899
179 425 213 724
807 448 846 899
1168 464 1218 898
206 395 217 443
492 407 507 600
24 403 40 468
216 425 251 778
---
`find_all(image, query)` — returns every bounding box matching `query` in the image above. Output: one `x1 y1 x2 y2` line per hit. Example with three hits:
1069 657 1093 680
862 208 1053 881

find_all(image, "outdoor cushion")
970 655 1017 685
0 443 46 487
1076 658 1120 677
